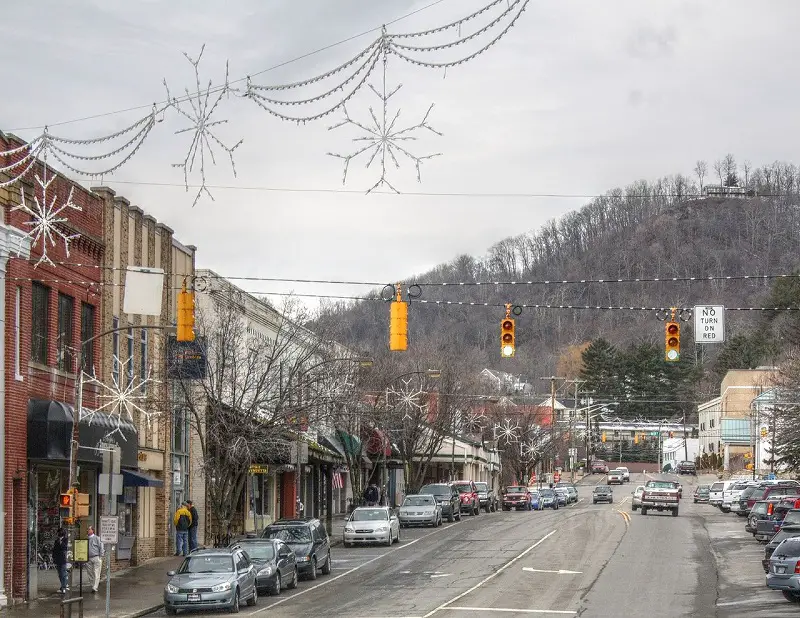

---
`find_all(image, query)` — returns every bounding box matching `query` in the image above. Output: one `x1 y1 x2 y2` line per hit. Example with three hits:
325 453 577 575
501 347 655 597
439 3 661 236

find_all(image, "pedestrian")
86 525 104 593
187 500 199 551
173 501 193 556
52 527 69 594
364 483 379 506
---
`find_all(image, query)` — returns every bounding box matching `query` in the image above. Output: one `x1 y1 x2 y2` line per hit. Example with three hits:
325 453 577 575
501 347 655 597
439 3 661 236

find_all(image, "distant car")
607 470 623 485
342 506 400 546
694 485 710 504
502 486 531 511
591 460 609 474
528 490 544 511
553 487 569 506
539 488 559 510
419 483 462 522
593 486 614 504
262 518 332 579
164 547 258 614
474 482 498 513
398 494 442 527
616 467 630 483
229 538 298 596
631 485 645 511
677 461 697 476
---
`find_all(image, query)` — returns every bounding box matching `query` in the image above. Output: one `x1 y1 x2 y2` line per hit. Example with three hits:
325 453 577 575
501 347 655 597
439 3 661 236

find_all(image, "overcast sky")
5 0 800 306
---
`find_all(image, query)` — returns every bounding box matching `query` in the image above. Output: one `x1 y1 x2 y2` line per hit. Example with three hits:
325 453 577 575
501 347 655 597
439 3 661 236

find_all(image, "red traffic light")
59 493 72 507
501 319 513 331
667 323 679 335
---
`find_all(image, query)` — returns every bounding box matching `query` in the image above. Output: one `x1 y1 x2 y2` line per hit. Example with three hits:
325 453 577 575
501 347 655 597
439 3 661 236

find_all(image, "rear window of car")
740 487 758 499
774 538 800 558
475 483 488 491
420 485 451 497
710 483 724 492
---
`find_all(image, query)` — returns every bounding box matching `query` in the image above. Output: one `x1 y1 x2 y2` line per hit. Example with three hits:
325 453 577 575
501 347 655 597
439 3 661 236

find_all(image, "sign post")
694 305 725 343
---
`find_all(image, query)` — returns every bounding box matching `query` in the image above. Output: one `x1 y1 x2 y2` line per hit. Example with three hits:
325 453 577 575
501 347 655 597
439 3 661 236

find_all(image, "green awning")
335 430 362 457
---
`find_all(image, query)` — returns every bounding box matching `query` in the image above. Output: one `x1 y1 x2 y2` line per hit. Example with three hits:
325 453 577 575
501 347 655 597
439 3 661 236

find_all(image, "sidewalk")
6 556 183 618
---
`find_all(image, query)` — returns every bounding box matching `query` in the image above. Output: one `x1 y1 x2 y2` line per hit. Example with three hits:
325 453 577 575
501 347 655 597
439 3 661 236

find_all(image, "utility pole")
568 379 585 483
683 413 689 461
539 376 565 475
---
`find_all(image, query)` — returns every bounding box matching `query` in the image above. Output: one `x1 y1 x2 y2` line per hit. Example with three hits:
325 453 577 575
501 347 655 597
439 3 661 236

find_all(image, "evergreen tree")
579 339 621 402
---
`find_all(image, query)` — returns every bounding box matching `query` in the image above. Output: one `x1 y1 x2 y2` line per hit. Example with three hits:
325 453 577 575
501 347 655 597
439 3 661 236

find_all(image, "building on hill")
701 184 755 199
480 368 533 394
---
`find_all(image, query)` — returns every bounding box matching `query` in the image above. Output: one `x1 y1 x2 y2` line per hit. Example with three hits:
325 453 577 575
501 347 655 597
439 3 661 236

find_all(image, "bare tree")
713 159 725 185
694 160 708 191
176 292 329 545
742 160 752 187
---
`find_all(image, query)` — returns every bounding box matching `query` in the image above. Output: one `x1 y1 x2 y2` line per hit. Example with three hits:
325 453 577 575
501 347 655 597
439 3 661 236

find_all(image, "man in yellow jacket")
173 502 193 556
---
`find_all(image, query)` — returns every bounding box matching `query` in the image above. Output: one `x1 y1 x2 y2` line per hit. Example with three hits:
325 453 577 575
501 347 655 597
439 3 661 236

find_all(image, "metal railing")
61 596 84 618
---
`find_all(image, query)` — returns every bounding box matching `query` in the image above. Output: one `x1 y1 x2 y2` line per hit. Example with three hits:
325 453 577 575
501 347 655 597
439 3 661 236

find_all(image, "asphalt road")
145 473 799 618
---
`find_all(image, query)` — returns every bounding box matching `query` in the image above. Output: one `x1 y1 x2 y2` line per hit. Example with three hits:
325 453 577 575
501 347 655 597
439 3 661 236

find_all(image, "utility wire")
8 0 449 132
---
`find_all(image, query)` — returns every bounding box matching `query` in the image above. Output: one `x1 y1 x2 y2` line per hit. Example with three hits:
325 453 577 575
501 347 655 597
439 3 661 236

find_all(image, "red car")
451 480 480 516
591 460 609 474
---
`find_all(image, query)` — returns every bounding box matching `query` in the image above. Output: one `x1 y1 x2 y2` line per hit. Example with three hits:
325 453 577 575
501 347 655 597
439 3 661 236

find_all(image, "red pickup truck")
640 480 680 517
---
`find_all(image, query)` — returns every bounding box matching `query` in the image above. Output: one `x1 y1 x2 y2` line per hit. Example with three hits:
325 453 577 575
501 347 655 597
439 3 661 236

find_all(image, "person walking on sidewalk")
364 483 379 506
52 527 69 594
86 525 105 593
187 500 199 551
173 501 193 556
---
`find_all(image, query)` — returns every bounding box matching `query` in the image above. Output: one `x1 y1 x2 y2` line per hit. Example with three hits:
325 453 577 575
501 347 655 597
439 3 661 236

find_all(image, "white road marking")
522 567 582 575
421 530 557 618
442 607 575 614
430 573 451 579
249 522 459 615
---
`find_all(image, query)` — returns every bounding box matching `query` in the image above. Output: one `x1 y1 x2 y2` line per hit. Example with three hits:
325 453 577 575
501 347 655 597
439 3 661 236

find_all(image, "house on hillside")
480 368 533 394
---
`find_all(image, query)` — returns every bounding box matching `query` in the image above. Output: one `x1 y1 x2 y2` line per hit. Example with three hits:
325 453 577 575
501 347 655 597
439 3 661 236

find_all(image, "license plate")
187 593 201 602
776 566 786 574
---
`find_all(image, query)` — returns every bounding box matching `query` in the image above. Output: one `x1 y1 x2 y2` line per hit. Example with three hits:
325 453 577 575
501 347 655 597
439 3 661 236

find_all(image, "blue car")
539 489 559 510
528 491 544 511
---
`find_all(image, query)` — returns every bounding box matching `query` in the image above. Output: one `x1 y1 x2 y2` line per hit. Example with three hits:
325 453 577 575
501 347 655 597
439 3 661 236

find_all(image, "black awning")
122 469 164 487
27 399 138 468
27 400 73 460
319 434 345 458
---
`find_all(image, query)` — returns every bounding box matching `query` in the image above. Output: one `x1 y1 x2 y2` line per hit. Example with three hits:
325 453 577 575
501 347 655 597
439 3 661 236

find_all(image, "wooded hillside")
317 157 800 402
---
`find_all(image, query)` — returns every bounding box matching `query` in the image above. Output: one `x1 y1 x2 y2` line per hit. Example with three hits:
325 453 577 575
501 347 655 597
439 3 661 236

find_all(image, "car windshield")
178 555 234 574
506 486 526 493
594 487 611 493
420 485 451 497
529 492 539 498
403 496 435 507
453 484 473 493
555 488 568 493
351 509 388 522
784 511 800 526
475 483 488 491
697 487 710 494
263 527 312 544
238 544 275 561
647 481 677 489
540 489 555 497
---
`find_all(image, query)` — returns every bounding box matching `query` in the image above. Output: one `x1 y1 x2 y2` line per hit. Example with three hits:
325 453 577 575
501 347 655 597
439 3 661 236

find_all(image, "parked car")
528 490 544 510
694 485 710 503
762 526 800 573
342 506 400 546
553 487 569 506
616 467 630 482
539 488 559 510
607 470 624 485
398 494 442 527
230 538 298 596
452 480 481 516
765 537 800 602
164 547 258 614
631 485 645 511
262 518 332 579
593 486 614 504
709 481 733 507
474 482 498 513
502 485 531 511
677 461 697 475
419 483 462 522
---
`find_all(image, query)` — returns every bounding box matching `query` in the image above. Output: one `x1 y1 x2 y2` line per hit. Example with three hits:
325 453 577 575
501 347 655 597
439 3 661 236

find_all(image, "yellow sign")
249 464 269 475
73 539 88 563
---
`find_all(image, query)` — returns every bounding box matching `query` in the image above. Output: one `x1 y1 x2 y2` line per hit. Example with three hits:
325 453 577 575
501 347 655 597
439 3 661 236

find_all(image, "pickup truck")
502 486 530 511
677 461 697 475
639 480 681 517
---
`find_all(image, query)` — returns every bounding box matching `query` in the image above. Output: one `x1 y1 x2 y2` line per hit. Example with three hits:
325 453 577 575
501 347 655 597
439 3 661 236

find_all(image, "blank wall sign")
123 267 165 316
694 305 725 343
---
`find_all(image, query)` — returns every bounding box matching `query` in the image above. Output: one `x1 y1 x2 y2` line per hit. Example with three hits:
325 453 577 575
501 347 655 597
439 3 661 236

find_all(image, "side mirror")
167 570 176 577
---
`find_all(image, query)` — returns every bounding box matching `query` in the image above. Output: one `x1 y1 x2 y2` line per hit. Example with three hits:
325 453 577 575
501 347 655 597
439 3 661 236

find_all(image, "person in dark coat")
364 483 379 506
52 527 69 594
187 500 199 551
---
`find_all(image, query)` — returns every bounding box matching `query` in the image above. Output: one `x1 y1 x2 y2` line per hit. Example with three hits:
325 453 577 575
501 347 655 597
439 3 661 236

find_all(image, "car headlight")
211 582 232 592
257 566 272 577
344 525 354 532
375 526 388 532
166 584 179 594
298 556 311 562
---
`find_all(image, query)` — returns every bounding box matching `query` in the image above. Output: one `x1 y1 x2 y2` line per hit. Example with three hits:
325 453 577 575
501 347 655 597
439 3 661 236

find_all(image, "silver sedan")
398 494 442 527
343 507 401 546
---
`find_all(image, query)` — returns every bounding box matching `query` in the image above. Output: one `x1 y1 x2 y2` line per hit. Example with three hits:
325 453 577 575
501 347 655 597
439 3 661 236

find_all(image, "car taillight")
796 562 800 574
768 503 774 515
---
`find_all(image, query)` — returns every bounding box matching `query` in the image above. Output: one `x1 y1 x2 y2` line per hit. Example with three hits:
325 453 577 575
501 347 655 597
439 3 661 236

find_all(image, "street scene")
4 1 800 617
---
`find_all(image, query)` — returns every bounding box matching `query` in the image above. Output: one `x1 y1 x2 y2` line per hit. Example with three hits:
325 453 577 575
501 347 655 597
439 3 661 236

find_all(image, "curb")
125 604 164 617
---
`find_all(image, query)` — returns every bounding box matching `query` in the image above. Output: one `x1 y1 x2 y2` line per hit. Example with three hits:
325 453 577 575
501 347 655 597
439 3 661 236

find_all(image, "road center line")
250 522 459 614
421 530 558 618
442 607 575 614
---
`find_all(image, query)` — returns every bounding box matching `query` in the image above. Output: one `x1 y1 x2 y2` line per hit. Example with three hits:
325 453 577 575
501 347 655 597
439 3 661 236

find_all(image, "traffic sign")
554 472 561 483
694 305 725 343
100 516 119 545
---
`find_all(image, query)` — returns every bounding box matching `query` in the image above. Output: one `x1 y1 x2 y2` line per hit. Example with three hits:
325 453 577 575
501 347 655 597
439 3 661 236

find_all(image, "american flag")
332 470 344 490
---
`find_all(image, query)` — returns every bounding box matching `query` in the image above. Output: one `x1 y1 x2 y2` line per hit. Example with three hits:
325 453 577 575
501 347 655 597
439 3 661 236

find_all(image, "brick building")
1 132 107 602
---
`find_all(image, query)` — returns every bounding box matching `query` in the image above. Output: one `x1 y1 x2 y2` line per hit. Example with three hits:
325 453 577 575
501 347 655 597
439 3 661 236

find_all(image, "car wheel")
395 528 401 543
672 508 679 517
473 503 480 516
247 586 258 606
632 505 638 511
456 510 462 521
229 589 240 613
385 531 393 546
448 511 455 523
782 591 800 603
287 568 298 590
641 508 648 515
269 573 281 596
308 558 318 580
321 551 332 575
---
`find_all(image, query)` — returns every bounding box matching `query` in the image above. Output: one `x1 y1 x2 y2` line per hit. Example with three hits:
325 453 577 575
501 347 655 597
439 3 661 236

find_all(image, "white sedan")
631 485 645 511
343 506 401 547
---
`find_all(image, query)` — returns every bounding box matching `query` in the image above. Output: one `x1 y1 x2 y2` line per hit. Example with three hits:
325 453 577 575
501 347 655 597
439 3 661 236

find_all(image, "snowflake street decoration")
494 419 520 443
164 44 243 207
521 440 539 460
327 53 442 193
82 356 160 440
319 375 354 401
464 408 487 430
387 377 427 421
11 168 82 267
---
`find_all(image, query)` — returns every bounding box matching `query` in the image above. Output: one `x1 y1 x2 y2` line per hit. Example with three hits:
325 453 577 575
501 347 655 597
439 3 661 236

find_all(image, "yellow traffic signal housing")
389 300 408 351
634 433 639 444
59 493 74 519
601 431 607 443
669 431 674 439
500 318 515 358
665 321 680 362
75 492 90 518
177 288 195 342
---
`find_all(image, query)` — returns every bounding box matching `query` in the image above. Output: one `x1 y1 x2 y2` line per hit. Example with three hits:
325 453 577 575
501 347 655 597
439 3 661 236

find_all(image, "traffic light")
389 297 408 352
601 431 607 443
669 431 674 439
634 433 639 444
760 427 768 438
665 321 680 362
59 493 74 519
177 283 195 342
500 318 515 358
